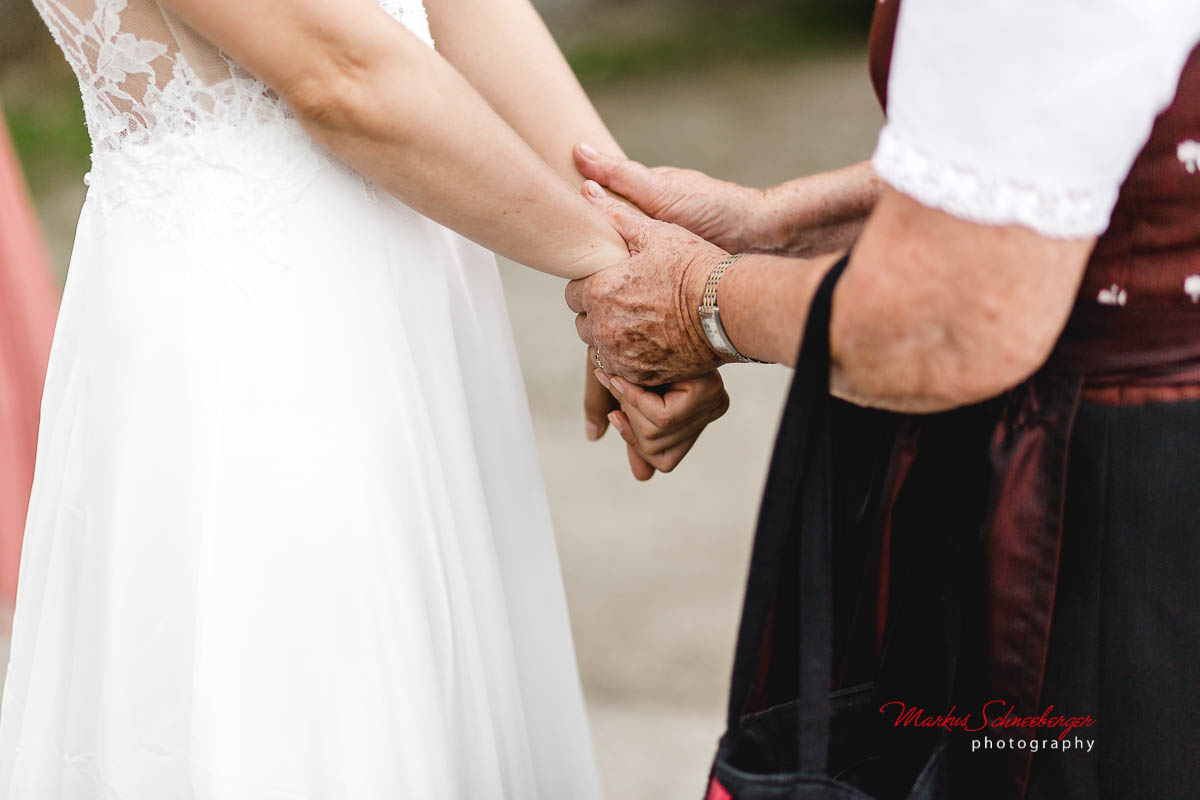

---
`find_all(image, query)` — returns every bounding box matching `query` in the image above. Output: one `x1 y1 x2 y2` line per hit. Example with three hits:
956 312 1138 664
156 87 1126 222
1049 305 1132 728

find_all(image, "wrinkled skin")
567 181 732 386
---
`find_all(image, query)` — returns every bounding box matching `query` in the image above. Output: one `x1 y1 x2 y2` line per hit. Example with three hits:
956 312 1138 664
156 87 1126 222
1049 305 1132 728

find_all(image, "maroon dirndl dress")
831 4 1200 798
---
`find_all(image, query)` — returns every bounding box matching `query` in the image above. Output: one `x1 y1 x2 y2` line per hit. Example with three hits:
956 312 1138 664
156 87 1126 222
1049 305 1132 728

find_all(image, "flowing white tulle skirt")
0 123 602 799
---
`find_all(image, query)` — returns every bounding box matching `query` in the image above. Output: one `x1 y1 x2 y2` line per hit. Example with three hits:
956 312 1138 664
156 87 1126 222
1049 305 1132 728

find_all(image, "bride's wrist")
559 232 629 279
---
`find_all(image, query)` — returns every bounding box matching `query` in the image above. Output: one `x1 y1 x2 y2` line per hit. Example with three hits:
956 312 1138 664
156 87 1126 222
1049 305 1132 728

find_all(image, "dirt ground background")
5 18 883 798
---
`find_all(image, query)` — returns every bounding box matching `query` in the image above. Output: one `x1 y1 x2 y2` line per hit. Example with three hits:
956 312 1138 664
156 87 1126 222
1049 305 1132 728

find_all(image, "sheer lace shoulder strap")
32 0 435 154
29 0 284 152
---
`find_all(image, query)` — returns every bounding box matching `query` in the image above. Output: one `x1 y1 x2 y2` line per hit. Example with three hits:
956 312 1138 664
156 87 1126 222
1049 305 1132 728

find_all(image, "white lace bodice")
31 0 437 280
32 0 434 156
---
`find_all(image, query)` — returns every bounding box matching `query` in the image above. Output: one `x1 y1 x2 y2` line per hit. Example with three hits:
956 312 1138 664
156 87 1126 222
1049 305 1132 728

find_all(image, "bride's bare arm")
420 0 632 456
423 0 625 184
158 0 626 279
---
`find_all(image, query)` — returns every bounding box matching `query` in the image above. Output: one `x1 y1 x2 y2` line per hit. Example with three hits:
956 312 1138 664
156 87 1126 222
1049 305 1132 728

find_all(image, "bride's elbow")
279 41 412 141
284 63 376 134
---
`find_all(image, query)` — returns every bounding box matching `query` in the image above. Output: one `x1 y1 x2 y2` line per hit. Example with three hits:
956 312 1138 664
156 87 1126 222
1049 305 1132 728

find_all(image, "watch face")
700 309 735 357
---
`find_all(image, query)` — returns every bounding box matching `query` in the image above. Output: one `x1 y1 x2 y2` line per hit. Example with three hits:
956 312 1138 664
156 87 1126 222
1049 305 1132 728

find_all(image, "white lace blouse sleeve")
871 0 1200 238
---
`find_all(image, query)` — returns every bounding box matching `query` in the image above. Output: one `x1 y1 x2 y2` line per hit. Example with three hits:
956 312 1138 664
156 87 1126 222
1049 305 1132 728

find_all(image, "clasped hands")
570 144 790 480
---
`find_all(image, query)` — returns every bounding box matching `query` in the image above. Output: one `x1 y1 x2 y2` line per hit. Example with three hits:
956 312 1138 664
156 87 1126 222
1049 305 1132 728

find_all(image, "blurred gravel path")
500 48 881 798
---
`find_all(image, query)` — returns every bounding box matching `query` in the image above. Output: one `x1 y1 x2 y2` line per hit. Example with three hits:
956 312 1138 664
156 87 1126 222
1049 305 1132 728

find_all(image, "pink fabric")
0 109 59 622
706 777 733 800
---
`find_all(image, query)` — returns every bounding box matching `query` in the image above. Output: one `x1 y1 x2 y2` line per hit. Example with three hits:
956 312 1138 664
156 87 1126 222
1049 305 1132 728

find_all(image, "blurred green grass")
565 11 863 85
4 70 91 195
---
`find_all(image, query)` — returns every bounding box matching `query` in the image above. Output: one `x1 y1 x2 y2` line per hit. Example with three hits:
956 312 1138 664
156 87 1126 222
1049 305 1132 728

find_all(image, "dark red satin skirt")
1027 395 1200 799
828 383 1200 799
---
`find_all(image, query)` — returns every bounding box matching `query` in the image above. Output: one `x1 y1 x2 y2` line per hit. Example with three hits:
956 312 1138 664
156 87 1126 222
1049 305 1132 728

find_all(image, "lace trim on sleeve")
871 125 1115 239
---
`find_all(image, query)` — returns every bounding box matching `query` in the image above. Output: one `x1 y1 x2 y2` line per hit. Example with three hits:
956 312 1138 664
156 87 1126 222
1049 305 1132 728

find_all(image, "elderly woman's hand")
573 144 767 254
566 181 732 386
574 146 883 259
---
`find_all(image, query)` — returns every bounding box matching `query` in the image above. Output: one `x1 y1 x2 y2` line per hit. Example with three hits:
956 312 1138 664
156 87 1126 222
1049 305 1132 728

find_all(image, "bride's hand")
586 362 729 481
584 346 621 440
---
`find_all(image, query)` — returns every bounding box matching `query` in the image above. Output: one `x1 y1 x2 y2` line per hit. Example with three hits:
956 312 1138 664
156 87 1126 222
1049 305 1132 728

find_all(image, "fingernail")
586 421 603 441
579 142 598 159
608 411 625 434
594 369 613 391
584 180 605 199
608 376 625 396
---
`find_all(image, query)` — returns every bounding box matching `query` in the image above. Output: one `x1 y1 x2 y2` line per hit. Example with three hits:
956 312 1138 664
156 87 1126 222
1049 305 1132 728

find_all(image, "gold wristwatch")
697 254 769 364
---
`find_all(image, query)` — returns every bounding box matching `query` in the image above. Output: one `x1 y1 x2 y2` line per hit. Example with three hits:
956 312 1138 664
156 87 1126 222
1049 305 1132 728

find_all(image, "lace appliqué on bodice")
32 0 433 285
34 0 433 155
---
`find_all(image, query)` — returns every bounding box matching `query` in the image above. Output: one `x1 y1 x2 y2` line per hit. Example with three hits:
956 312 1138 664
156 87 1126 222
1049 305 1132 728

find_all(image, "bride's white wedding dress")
2 2 603 798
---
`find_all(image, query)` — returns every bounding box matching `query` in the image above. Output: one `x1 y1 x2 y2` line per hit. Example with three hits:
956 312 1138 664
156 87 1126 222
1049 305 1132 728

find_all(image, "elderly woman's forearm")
717 253 1047 413
715 253 835 365
714 190 1093 413
753 162 884 257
